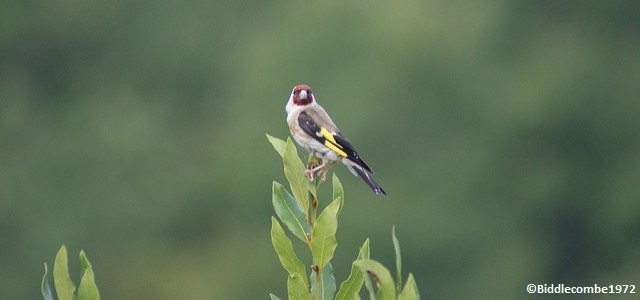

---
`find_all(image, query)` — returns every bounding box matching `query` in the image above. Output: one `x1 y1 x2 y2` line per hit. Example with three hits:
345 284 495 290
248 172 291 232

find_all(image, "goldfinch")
286 84 386 195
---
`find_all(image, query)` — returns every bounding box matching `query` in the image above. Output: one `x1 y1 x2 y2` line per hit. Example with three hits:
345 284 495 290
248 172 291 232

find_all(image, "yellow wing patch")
318 127 347 157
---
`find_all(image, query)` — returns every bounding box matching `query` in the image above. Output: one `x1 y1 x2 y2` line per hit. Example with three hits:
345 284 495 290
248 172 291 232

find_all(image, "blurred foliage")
1 0 639 299
42 245 100 300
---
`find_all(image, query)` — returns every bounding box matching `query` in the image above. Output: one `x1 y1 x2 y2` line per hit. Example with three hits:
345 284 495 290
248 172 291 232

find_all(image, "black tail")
353 166 386 195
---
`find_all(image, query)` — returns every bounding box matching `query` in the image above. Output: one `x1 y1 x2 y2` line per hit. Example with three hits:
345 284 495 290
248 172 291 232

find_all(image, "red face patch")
292 84 313 105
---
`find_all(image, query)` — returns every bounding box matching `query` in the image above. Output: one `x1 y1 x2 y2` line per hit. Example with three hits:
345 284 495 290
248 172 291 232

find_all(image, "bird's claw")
319 170 328 182
305 168 316 181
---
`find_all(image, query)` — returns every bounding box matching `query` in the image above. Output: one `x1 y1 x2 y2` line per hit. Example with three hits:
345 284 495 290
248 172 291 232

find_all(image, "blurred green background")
2 0 640 299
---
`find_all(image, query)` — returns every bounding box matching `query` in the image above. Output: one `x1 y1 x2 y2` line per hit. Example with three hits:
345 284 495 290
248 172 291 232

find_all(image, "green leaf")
283 138 310 213
335 264 363 300
271 217 308 288
269 294 283 300
310 262 336 300
78 250 100 300
266 134 287 157
287 273 313 300
41 263 54 300
272 182 312 243
78 270 100 300
363 272 377 300
267 134 315 211
354 260 396 300
332 173 344 214
392 226 402 294
308 180 318 199
335 239 370 300
79 250 95 280
398 273 420 300
53 245 76 300
358 239 371 260
311 198 340 270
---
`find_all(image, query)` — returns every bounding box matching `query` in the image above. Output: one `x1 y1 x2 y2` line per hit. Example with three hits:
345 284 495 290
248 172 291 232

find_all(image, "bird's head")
290 84 314 106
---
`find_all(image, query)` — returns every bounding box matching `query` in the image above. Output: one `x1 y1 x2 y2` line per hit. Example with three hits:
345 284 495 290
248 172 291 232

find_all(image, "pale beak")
299 90 308 100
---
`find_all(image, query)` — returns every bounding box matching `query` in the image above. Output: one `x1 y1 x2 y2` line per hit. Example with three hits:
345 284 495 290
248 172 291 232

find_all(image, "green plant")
42 245 100 300
267 134 420 300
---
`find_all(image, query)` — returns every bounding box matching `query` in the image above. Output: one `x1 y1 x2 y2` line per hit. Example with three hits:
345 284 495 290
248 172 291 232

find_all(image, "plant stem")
310 176 322 299
305 155 326 299
313 265 321 300
309 185 319 226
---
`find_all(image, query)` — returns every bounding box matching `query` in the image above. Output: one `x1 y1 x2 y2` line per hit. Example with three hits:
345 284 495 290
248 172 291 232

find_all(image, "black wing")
298 111 373 173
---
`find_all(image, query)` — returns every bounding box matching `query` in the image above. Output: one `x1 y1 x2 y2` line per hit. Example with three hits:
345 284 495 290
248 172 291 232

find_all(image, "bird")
285 84 386 195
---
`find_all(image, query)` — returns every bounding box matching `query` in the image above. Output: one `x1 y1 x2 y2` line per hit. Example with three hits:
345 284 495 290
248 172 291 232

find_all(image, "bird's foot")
320 171 327 183
317 161 337 183
305 168 316 181
305 159 325 182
